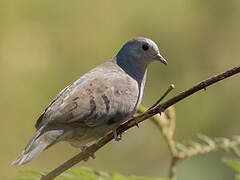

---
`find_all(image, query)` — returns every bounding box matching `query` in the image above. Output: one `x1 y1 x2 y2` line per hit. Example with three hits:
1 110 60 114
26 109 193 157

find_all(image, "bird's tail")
11 126 70 166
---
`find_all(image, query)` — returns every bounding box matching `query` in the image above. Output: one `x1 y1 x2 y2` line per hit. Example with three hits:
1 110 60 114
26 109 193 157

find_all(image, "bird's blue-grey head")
116 37 168 66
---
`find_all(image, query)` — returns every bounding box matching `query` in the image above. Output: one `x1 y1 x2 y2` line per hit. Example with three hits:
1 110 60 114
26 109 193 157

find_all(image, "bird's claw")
81 144 96 161
135 120 139 128
113 129 122 141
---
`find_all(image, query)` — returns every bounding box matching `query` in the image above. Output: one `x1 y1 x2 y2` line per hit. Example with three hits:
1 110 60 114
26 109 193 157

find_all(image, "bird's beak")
154 53 168 65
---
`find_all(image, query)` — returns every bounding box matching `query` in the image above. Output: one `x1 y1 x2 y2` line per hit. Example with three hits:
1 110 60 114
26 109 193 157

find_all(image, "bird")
11 37 168 166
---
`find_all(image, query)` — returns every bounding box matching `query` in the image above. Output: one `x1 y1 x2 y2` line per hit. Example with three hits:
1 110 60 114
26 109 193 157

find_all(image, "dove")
11 37 168 166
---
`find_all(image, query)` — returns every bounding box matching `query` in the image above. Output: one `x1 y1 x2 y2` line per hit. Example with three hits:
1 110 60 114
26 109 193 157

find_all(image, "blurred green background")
0 0 240 179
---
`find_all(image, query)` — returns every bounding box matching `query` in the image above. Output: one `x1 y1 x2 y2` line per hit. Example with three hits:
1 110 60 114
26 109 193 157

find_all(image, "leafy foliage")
224 159 240 180
16 167 167 180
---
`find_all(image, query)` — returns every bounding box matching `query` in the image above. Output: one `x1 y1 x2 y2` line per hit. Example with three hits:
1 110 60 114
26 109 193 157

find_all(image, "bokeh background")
0 0 240 179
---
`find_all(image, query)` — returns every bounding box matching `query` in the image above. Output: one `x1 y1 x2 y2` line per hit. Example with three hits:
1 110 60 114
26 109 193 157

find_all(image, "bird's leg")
135 120 139 128
113 128 121 141
113 121 123 141
81 144 96 161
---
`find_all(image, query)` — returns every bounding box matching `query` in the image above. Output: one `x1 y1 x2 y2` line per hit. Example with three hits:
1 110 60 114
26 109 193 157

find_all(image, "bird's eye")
142 44 149 51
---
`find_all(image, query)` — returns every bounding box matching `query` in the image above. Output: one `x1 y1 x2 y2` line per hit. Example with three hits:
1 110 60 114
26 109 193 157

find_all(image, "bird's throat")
114 56 148 85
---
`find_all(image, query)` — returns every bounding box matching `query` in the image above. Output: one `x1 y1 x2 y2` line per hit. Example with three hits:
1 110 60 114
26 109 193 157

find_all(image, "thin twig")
169 157 179 179
164 107 177 156
177 136 240 159
41 65 240 180
167 136 240 179
148 84 175 110
135 85 174 128
138 106 176 156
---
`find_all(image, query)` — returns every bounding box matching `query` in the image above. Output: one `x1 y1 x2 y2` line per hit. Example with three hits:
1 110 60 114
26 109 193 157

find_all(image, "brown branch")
148 84 175 110
41 65 240 180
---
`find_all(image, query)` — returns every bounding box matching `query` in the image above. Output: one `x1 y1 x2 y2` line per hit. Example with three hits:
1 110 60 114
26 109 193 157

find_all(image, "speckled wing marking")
35 84 71 129
35 61 139 129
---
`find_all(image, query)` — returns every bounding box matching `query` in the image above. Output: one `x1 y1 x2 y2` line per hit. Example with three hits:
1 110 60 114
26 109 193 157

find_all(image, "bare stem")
148 84 175 110
169 157 179 179
41 65 240 180
177 136 240 159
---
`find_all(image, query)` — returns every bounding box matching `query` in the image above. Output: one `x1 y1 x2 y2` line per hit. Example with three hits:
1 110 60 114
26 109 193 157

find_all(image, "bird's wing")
35 61 139 129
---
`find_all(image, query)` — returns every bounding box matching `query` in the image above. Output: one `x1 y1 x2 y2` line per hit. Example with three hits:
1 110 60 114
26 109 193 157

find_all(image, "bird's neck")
114 54 149 84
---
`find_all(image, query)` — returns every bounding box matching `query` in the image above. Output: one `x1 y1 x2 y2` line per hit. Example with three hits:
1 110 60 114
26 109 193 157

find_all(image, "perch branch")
41 65 240 180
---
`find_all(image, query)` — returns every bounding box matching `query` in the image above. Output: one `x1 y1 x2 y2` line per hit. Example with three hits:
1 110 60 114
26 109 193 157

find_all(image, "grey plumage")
11 37 167 166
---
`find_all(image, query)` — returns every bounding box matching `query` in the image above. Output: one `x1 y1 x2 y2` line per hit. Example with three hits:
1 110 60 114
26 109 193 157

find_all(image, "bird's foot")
81 144 96 161
135 120 139 128
113 129 122 141
159 106 165 114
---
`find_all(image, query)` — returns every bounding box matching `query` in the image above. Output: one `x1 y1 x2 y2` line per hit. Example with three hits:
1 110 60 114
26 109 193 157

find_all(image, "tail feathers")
11 129 70 166
11 140 50 166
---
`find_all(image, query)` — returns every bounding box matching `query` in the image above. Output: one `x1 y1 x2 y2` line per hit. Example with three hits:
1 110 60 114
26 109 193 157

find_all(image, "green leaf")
16 167 167 180
224 159 240 180
223 159 240 172
16 170 42 180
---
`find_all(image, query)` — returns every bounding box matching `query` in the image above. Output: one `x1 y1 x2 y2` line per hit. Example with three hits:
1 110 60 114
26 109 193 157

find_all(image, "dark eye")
142 44 149 51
